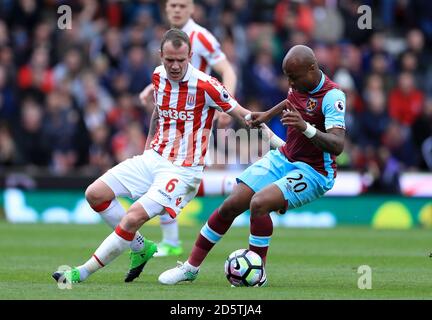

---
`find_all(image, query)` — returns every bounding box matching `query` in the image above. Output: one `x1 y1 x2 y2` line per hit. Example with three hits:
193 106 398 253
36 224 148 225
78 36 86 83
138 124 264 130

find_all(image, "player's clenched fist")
247 112 271 128
281 100 307 132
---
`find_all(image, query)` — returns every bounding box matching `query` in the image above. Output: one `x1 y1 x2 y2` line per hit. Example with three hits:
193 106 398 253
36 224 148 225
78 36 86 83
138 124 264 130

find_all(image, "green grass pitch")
1 221 432 300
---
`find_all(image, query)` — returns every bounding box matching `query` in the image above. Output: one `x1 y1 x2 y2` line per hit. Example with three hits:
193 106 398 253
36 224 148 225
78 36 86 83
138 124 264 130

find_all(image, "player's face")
161 41 192 81
166 0 194 28
283 60 316 94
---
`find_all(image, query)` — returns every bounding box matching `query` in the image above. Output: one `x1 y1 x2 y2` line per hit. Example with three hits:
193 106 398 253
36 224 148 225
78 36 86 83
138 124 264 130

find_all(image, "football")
224 249 264 287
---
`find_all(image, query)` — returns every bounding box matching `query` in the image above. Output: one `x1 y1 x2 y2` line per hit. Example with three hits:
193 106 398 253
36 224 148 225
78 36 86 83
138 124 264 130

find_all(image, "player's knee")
250 194 268 217
85 186 98 207
85 184 111 211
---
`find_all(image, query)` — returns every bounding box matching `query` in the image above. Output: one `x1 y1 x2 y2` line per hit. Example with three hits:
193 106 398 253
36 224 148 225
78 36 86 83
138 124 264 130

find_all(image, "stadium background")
0 0 432 300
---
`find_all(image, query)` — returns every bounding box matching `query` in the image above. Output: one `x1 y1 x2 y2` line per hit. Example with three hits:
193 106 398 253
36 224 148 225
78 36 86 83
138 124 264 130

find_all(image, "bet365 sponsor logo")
158 108 194 121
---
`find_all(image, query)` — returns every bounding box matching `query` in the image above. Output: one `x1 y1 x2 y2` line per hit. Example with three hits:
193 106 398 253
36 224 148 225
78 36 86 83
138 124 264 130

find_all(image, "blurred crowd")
0 0 431 193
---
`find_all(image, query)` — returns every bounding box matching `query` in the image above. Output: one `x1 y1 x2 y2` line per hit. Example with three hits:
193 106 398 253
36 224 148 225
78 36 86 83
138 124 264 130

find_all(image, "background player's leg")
188 182 255 267
157 214 182 257
249 184 286 263
85 179 145 252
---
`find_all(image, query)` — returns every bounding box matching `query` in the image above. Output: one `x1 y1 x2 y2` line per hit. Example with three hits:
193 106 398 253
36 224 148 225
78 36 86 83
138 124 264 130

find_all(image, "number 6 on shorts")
165 178 178 193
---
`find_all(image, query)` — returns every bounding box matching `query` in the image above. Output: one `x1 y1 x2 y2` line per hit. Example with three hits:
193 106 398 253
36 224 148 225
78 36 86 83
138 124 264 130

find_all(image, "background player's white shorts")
100 149 203 219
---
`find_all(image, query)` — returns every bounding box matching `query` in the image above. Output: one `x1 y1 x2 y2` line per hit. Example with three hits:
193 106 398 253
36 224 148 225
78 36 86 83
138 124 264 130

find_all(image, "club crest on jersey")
186 94 195 106
306 98 318 112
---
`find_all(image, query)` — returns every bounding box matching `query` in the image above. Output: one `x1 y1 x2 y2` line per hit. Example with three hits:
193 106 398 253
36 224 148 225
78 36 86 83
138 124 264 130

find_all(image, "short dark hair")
160 28 191 53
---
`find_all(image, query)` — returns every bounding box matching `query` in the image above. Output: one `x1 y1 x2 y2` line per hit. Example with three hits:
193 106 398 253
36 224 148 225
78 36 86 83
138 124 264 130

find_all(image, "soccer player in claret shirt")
159 45 346 286
52 29 262 284
139 0 237 258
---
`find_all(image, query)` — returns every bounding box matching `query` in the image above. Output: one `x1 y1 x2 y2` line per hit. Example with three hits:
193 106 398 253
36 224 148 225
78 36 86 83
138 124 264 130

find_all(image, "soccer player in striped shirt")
159 45 346 287
52 29 258 284
139 0 237 258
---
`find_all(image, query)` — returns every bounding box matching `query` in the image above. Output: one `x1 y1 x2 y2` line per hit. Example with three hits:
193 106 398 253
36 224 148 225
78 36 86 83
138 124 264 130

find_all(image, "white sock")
77 229 132 281
160 213 179 246
130 233 145 252
184 260 199 272
98 199 144 252
77 258 97 281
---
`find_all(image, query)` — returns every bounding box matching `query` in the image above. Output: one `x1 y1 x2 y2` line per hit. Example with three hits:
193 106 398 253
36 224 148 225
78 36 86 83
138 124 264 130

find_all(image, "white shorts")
100 149 203 219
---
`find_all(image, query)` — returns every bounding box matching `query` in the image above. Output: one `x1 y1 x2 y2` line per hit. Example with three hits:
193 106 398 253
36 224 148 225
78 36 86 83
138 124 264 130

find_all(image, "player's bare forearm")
249 100 287 127
221 68 237 96
310 128 345 156
145 107 159 150
266 99 288 119
229 104 251 127
213 59 237 95
282 101 344 155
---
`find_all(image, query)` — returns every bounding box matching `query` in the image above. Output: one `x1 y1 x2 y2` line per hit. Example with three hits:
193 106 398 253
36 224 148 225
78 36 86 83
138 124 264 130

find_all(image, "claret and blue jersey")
237 71 346 210
280 70 346 179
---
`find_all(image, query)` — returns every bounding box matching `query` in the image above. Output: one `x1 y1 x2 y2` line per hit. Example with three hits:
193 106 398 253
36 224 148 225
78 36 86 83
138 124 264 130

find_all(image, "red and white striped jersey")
182 19 226 74
150 64 237 167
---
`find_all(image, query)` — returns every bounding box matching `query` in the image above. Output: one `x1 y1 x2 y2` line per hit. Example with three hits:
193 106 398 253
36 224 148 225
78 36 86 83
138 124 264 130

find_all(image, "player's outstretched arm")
229 104 285 149
281 100 345 155
212 60 238 129
212 59 237 96
227 104 251 127
249 99 288 127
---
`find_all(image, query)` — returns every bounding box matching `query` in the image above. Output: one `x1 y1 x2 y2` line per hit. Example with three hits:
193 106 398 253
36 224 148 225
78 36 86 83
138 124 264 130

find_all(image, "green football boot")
153 242 183 257
124 239 158 282
52 267 81 284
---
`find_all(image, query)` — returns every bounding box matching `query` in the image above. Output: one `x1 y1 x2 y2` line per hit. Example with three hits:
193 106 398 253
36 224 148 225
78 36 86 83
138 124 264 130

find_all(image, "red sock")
91 200 111 212
189 209 234 267
249 214 273 264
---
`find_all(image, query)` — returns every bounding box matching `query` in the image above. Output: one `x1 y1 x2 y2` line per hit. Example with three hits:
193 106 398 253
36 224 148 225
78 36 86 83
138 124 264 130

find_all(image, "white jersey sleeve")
192 30 226 67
